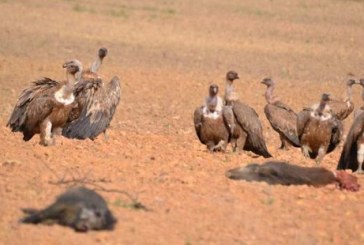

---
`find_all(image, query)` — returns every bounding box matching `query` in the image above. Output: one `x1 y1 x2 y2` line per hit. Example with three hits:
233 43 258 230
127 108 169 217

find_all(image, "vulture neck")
207 95 218 112
317 99 328 116
345 83 353 102
225 80 237 105
90 56 103 73
361 86 364 103
265 84 276 104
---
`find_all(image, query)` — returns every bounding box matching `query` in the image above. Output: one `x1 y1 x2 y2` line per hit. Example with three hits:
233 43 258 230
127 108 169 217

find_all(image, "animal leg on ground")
315 146 326 165
234 131 247 152
213 140 227 152
206 141 216 152
103 130 109 141
301 145 310 158
52 127 62 136
279 134 289 150
40 119 54 146
355 144 364 174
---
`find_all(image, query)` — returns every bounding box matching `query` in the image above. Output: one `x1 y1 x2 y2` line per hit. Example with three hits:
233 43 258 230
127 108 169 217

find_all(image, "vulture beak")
62 61 70 68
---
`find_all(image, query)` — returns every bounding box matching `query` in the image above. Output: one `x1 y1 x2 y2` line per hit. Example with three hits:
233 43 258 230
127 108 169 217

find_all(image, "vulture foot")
315 146 326 165
353 168 364 174
213 140 227 152
301 145 311 158
40 137 55 146
52 127 62 136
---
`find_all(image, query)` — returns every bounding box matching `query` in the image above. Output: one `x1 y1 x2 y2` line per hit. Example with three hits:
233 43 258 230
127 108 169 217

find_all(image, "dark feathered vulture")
337 111 364 174
224 71 272 158
354 78 364 118
261 78 300 149
21 187 117 232
297 93 343 165
327 79 356 120
194 84 235 151
226 161 360 192
7 60 83 146
62 48 121 140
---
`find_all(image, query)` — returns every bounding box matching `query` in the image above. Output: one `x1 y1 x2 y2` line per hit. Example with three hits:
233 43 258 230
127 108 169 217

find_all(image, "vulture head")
321 93 330 103
359 78 364 87
98 48 108 60
63 59 83 80
226 70 239 82
207 84 220 113
63 60 83 75
261 77 275 87
209 84 219 97
346 79 357 86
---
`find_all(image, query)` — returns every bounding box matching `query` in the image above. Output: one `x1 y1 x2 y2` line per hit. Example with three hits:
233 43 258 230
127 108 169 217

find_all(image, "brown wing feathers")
62 76 121 140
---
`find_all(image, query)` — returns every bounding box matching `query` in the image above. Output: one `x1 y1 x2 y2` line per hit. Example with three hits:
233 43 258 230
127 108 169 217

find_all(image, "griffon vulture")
7 60 83 146
194 84 235 152
297 93 343 164
327 79 356 120
261 78 300 149
62 48 121 140
337 111 364 174
224 71 272 158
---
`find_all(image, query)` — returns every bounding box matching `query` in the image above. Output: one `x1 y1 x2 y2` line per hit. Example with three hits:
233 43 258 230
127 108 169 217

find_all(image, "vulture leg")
315 146 327 165
213 140 227 152
40 119 54 146
279 134 289 150
233 131 247 153
355 144 364 174
103 130 109 141
301 145 311 158
52 127 62 136
206 141 216 152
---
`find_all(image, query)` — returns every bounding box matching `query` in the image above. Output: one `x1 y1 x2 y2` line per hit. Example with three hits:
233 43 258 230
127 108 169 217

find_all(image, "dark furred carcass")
194 84 235 151
261 78 300 150
224 71 272 158
226 161 360 192
21 187 117 232
297 94 343 165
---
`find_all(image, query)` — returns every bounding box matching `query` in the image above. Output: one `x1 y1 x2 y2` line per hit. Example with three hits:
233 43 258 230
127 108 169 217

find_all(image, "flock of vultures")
5 48 364 232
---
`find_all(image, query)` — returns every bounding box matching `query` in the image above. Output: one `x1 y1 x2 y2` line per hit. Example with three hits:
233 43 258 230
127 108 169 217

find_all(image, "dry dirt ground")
1 0 364 244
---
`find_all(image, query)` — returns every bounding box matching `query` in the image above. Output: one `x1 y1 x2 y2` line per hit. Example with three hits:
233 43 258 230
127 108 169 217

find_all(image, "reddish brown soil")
1 0 364 244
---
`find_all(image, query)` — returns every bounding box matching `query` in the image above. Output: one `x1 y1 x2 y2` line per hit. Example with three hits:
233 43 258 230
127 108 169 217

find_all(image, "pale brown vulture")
326 79 356 120
21 187 117 231
62 48 121 140
297 93 343 164
224 71 272 158
337 111 364 174
7 60 83 146
261 78 300 149
226 161 360 191
194 84 235 152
